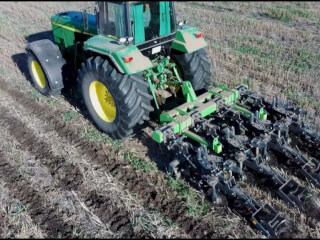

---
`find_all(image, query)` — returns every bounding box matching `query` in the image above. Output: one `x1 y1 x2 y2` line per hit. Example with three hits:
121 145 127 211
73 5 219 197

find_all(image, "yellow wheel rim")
31 60 47 89
89 81 116 122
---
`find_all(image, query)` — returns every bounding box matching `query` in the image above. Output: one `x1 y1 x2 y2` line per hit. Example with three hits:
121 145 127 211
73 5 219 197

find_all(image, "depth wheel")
77 56 154 140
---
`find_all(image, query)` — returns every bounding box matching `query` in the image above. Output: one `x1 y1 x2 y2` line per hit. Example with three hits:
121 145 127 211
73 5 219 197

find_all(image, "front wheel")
77 57 154 140
27 51 53 96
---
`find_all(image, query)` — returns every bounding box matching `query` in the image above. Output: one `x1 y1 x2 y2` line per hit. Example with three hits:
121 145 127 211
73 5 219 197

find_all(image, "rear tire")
170 48 213 91
77 56 154 140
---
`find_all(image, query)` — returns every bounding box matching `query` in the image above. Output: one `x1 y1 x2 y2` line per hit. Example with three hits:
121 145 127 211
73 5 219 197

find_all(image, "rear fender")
171 26 208 54
84 35 153 75
26 39 66 91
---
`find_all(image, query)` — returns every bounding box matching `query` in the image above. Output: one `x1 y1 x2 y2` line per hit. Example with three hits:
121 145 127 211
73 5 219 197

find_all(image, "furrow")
0 151 73 238
0 105 143 239
0 88 191 238
0 181 45 238
0 79 254 238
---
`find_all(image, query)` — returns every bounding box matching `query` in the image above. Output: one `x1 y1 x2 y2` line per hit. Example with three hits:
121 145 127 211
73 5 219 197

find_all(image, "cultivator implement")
152 83 320 238
234 86 320 187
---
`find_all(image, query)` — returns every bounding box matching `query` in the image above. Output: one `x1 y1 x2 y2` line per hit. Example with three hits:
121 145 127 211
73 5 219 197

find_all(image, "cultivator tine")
289 120 320 159
226 87 320 187
237 87 320 159
277 179 307 210
243 150 307 210
207 171 290 239
300 158 320 186
219 130 309 210
251 204 287 239
269 134 320 186
152 84 320 237
161 134 291 238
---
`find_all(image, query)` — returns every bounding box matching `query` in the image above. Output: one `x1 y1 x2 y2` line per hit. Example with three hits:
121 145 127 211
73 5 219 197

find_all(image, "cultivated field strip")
0 81 258 238
0 130 118 238
0 181 45 238
0 106 149 238
0 211 5 237
0 150 76 238
0 89 191 238
0 120 189 239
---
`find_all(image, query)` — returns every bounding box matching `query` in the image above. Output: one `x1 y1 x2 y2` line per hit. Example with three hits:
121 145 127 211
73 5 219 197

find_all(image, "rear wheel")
170 48 213 91
77 56 154 140
27 51 53 96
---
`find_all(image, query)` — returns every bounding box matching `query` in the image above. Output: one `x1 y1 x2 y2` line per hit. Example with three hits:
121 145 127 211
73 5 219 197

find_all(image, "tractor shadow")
12 31 174 175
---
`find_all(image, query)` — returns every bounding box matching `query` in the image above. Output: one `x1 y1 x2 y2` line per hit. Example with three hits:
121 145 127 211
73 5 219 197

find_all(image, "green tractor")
26 1 320 238
27 1 211 139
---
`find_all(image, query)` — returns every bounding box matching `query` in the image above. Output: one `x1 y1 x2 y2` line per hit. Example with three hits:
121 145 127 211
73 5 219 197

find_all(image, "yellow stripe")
51 21 95 36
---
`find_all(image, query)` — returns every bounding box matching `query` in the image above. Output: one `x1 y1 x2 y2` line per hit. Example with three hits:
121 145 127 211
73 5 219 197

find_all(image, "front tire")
27 51 56 96
170 48 213 91
77 57 154 140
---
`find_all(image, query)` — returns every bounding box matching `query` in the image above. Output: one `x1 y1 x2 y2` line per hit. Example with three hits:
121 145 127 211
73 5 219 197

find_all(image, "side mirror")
82 9 88 31
178 20 187 29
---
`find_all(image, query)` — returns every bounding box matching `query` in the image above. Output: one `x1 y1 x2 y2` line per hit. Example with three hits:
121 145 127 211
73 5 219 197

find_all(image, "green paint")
182 81 197 102
259 107 267 120
130 4 145 44
159 1 171 36
51 12 97 36
159 112 174 123
183 131 222 152
183 131 211 147
84 35 153 74
171 26 207 53
152 84 257 153
174 117 193 134
233 105 252 116
147 76 160 109
51 12 97 58
201 103 216 118
208 85 239 105
213 138 222 154
153 130 164 143
144 55 185 108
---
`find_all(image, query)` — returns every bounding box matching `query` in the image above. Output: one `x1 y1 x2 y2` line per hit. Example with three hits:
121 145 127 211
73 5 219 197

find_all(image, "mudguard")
26 39 66 91
171 26 208 54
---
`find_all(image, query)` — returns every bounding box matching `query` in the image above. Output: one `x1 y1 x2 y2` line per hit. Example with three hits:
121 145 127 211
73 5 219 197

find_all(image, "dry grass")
176 1 320 128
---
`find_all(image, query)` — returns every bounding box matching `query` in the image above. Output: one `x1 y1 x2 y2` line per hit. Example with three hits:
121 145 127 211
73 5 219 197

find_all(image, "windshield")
98 2 129 39
130 1 176 44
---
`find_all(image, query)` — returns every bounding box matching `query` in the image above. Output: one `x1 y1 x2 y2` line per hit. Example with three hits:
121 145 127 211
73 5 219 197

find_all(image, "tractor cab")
51 0 207 75
97 1 177 55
